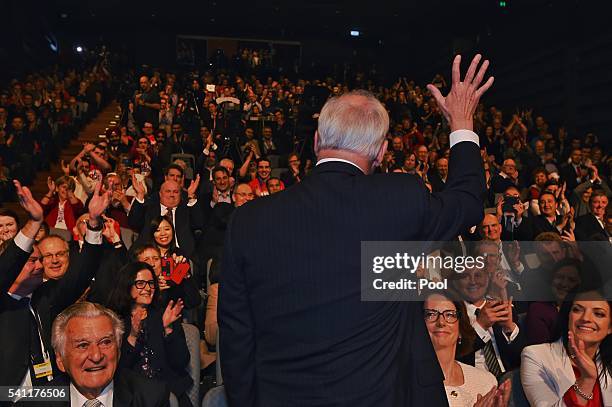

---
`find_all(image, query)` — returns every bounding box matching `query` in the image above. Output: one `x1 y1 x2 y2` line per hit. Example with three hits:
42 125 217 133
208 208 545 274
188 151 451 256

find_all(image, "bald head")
436 158 448 179
139 76 150 91
233 183 254 207
480 213 502 242
159 180 181 208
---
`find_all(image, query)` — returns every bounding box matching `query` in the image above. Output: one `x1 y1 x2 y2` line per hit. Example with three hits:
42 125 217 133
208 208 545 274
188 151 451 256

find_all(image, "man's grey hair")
51 302 124 357
316 90 389 161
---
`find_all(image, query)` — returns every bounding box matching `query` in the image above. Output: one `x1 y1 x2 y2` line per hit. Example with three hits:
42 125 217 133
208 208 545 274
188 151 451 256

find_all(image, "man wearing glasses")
1 180 110 400
38 235 70 281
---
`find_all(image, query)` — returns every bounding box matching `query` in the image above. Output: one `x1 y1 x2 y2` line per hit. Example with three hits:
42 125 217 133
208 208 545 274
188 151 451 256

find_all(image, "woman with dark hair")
525 258 589 346
148 215 178 257
133 242 200 310
0 208 19 244
104 261 193 406
521 288 612 406
422 290 511 406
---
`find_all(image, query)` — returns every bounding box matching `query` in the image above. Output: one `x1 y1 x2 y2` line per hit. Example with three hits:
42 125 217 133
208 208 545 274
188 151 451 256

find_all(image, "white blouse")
445 362 498 407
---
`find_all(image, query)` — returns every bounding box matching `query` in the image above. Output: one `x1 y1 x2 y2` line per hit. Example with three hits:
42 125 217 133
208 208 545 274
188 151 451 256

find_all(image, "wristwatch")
86 219 104 231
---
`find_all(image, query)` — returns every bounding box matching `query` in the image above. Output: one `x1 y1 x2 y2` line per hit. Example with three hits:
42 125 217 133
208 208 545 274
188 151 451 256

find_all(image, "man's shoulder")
576 213 595 223
115 368 169 405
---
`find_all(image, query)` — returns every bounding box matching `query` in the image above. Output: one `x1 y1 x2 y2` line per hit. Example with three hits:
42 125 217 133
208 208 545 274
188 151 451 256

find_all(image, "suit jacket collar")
313 159 365 176
551 338 612 404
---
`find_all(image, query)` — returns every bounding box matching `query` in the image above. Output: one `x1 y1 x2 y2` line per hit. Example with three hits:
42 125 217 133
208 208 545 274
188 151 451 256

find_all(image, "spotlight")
75 45 83 53
350 30 360 37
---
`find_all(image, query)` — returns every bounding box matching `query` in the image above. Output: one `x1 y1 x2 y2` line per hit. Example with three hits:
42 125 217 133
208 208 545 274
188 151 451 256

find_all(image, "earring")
458 337 462 345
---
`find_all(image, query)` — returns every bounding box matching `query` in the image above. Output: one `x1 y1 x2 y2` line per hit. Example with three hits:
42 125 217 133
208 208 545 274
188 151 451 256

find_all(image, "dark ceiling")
18 0 571 44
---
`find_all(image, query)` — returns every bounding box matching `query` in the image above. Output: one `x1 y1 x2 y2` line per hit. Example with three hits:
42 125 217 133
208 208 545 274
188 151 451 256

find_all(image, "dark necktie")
474 308 503 378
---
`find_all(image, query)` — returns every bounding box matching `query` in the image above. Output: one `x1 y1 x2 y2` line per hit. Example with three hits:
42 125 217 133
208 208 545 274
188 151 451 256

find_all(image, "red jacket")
41 196 85 232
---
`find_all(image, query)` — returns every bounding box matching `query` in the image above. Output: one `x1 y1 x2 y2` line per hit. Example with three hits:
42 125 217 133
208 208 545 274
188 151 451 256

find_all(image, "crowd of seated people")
0 46 610 406
0 59 112 199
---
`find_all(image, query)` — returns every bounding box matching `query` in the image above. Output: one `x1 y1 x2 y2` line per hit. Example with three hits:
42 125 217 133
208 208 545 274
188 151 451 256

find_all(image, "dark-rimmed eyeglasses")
423 309 459 323
41 250 69 261
134 280 155 289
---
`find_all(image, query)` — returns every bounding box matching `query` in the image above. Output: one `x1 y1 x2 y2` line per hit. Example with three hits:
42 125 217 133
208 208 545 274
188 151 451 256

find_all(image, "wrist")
450 120 473 133
574 379 595 400
87 219 103 230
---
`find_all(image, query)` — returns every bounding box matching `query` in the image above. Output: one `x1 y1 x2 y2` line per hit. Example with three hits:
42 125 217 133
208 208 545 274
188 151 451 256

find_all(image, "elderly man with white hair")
51 302 169 407
220 55 494 407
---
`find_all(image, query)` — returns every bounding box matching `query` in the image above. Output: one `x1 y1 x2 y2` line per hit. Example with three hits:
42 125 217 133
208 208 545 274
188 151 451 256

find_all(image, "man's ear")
313 131 319 154
373 139 388 169
56 354 66 373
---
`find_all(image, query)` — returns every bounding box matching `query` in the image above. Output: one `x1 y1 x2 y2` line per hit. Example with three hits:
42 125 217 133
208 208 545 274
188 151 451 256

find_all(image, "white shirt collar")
464 299 486 315
70 381 113 407
316 158 365 174
7 292 32 301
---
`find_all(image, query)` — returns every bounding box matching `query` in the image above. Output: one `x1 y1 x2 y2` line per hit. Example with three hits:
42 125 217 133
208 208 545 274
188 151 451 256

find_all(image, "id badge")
33 360 53 379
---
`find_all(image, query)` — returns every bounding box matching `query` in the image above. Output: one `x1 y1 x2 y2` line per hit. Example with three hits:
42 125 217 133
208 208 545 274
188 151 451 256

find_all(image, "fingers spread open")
475 76 495 99
464 54 482 84
472 59 490 88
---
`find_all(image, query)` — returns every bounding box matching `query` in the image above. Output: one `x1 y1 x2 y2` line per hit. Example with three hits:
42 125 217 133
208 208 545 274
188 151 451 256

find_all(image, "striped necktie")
83 399 102 407
474 308 504 378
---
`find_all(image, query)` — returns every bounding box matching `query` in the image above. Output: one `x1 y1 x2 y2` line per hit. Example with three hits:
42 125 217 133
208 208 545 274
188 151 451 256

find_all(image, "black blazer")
30 369 170 407
0 241 103 387
560 163 585 195
427 169 447 193
575 213 609 241
119 308 192 397
458 312 527 373
128 196 204 257
516 214 562 240
219 140 485 406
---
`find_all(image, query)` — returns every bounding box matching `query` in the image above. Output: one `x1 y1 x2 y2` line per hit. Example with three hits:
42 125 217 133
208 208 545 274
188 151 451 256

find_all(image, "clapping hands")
162 299 184 336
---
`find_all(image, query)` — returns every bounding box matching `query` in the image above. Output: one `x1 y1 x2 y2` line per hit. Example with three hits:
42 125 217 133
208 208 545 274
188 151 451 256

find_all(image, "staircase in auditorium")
3 102 120 219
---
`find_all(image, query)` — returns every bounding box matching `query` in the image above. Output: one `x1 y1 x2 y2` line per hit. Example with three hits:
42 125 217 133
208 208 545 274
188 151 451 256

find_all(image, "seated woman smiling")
423 291 511 406
521 288 612 406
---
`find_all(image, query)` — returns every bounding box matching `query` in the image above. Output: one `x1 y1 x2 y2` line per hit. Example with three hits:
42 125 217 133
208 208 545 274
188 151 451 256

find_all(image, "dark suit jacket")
0 241 103 387
458 320 527 373
428 169 447 193
128 197 204 257
575 213 609 241
490 173 522 195
22 369 170 407
200 191 233 225
516 214 562 240
560 163 585 195
119 308 192 397
219 140 485 406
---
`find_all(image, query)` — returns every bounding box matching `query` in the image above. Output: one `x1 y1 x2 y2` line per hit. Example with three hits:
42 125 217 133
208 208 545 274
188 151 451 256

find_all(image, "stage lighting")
75 45 83 53
350 30 360 37
499 1 507 7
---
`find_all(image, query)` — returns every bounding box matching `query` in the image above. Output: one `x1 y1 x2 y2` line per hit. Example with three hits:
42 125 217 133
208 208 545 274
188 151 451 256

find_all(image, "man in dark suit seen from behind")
219 54 494 407
51 302 169 407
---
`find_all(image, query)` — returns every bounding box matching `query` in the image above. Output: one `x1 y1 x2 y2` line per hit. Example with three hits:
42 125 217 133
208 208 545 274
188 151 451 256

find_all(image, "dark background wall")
1 0 609 145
